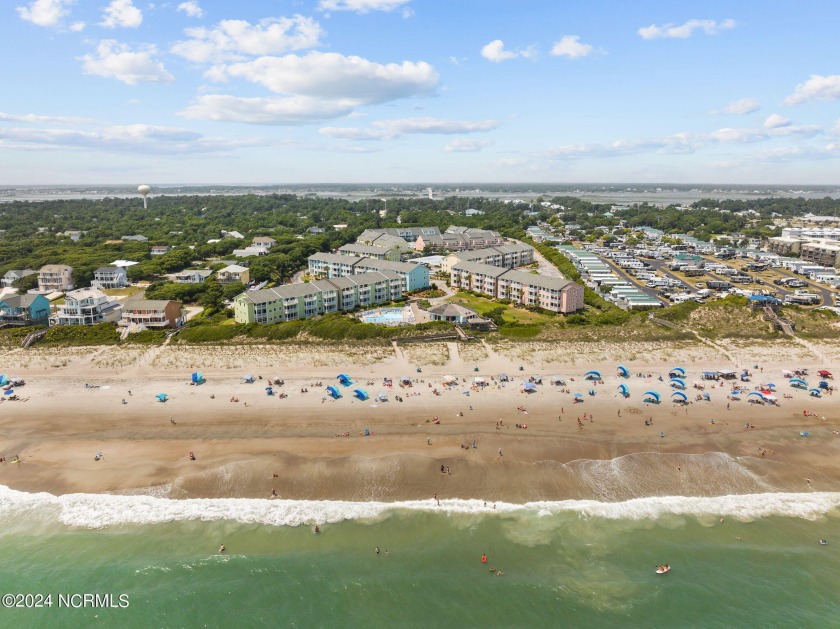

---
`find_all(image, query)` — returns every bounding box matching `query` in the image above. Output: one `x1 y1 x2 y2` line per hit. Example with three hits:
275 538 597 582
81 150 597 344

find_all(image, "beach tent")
702 392 711 401
818 370 833 378
443 375 457 384
809 388 822 397
399 375 412 384
617 365 629 378
669 378 687 389
326 386 342 399
617 384 629 397
353 388 369 401
789 378 808 389
643 391 661 403
573 393 584 399
588 388 596 396
530 375 543 384
819 381 830 389
781 370 793 378
474 377 487 385
670 367 686 375
337 374 353 386
0 375 9 386
191 371 204 384
671 391 688 402
748 391 765 400
584 371 601 380
498 373 510 382
702 371 718 380
242 374 255 383
376 392 388 402
156 393 168 402
522 382 537 392
550 376 566 385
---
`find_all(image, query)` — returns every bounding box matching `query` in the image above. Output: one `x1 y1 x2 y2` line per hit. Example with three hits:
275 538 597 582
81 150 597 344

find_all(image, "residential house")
38 264 74 292
424 303 484 324
1 269 36 288
0 293 50 326
120 299 184 329
252 236 276 250
233 271 403 324
337 243 402 261
93 266 129 289
150 245 172 256
59 230 84 241
121 234 148 242
308 253 430 292
221 230 245 239
217 264 250 284
55 288 121 325
231 247 269 258
172 269 214 284
450 261 584 314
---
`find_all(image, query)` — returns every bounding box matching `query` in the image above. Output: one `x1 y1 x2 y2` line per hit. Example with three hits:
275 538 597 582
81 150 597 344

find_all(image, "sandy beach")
1 339 839 502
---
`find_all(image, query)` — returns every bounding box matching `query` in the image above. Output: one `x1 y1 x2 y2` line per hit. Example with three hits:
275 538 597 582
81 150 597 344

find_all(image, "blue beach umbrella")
617 365 629 378
747 391 765 399
617 384 629 397
669 378 687 389
644 391 661 402
809 388 822 397
584 371 601 380
671 391 688 401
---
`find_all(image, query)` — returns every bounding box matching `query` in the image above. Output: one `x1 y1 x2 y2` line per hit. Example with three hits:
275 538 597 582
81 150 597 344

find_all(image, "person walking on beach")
498 448 503 457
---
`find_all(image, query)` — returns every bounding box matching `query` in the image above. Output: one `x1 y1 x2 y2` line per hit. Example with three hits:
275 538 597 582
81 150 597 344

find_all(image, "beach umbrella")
588 388 596 396
702 392 711 401
156 393 167 402
617 365 629 378
819 381 830 389
584 371 601 380
671 391 688 401
643 391 661 402
766 383 776 390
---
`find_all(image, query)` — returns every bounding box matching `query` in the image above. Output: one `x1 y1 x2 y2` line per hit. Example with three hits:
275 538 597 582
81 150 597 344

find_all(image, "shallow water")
1 485 839 627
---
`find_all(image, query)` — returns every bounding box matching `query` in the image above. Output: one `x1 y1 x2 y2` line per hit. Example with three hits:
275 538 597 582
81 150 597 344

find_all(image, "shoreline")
1 343 839 502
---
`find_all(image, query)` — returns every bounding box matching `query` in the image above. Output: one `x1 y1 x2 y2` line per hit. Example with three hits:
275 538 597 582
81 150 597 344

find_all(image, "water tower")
138 184 151 209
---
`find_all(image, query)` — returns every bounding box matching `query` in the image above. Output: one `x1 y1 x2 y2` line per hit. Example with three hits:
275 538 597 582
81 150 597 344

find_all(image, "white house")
55 288 121 325
93 266 129 289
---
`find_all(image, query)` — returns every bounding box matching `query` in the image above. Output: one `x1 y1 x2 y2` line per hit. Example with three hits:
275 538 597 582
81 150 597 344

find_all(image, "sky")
2 0 840 185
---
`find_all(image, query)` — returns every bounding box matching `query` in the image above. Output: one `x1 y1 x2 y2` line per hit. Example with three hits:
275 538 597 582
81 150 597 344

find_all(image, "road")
531 247 567 279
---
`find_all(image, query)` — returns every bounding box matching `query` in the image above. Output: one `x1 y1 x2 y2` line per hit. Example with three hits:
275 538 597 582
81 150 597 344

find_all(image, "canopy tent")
498 373 510 382
818 370 833 378
820 381 830 389
671 391 688 401
442 375 458 384
326 386 342 399
789 378 808 388
522 382 537 392
809 388 822 397
376 392 388 402
702 371 718 380
272 376 284 385
764 395 778 402
617 365 629 378
584 371 601 380
242 374 255 383
399 375 412 383
156 393 168 402
703 392 711 401
473 377 487 385
353 389 369 401
337 374 353 386
618 384 629 397
191 371 204 384
644 391 661 402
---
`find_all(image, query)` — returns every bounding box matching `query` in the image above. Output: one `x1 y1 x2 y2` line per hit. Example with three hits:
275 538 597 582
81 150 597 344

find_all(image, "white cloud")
784 74 840 105
16 0 72 27
99 0 143 29
318 0 410 13
710 97 760 115
709 124 819 143
211 52 438 105
764 114 791 129
69 20 85 31
550 35 594 59
179 94 358 124
443 138 492 152
320 117 498 140
79 40 174 85
638 18 735 40
0 112 95 124
171 16 323 63
177 1 203 18
480 39 536 63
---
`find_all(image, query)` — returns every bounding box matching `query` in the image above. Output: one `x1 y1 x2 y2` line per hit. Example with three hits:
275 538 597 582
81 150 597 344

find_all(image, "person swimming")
314 526 320 534
219 544 225 553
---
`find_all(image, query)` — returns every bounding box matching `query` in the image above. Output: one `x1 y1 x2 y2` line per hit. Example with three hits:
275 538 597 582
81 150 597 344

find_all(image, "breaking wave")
0 484 838 529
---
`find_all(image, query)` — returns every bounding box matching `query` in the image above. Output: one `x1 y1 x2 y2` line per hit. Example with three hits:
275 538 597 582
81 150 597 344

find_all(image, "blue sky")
2 0 839 184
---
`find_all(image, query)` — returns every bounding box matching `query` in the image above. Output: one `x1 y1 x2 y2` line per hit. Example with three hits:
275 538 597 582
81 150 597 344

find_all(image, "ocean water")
1 486 840 628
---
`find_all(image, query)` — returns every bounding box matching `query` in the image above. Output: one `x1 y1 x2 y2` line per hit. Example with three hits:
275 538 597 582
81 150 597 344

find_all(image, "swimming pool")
358 307 415 325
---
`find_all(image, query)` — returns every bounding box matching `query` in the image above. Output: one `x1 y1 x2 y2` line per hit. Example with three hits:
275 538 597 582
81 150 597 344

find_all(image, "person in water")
219 544 225 553
314 526 320 534
481 554 487 563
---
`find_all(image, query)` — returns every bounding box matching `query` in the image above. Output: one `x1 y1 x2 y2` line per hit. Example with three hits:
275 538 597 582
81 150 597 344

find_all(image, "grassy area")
446 291 557 324
102 286 146 299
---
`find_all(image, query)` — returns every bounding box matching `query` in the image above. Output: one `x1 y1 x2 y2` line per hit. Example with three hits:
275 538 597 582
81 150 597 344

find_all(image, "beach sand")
1 340 839 501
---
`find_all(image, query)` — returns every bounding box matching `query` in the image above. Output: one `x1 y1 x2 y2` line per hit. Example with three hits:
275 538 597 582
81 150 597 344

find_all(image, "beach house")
0 294 50 326
93 266 129 289
120 299 184 329
55 288 121 325
1 269 36 288
38 264 74 292
217 264 250 284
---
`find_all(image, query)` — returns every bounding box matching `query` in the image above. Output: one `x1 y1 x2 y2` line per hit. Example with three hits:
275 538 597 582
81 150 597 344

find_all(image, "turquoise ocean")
1 485 840 628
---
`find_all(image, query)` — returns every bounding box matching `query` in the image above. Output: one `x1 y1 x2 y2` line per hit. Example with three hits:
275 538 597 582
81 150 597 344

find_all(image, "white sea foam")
1 485 839 529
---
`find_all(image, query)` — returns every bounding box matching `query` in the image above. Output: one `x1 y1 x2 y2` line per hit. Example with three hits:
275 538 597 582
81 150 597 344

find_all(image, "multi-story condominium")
357 227 441 244
450 261 584 314
233 271 404 324
38 264 74 292
1 269 36 288
355 231 416 253
93 266 129 289
308 253 430 292
337 243 402 261
55 288 121 325
416 227 505 252
0 294 50 326
120 299 184 329
441 243 535 272
217 264 250 284
800 241 840 268
767 237 806 256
